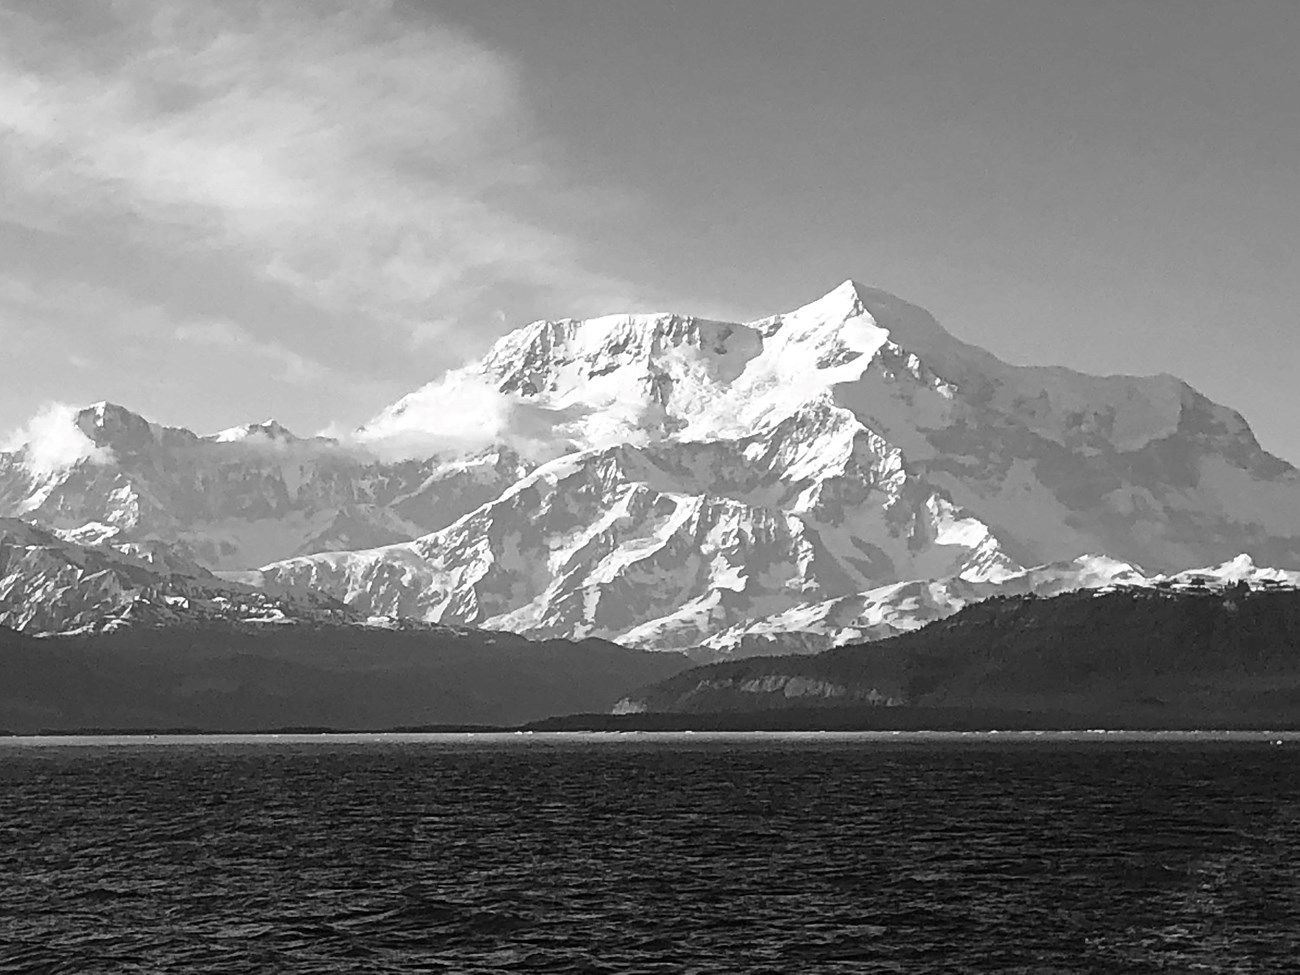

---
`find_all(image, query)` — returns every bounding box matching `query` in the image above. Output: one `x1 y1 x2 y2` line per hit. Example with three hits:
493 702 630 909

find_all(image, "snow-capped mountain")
0 403 531 570
256 281 1300 652
0 517 364 633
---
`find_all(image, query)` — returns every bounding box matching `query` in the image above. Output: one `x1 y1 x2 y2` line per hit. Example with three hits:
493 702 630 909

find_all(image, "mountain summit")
247 281 1300 653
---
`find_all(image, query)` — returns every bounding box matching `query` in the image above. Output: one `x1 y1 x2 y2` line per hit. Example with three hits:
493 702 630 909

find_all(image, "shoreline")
7 704 1300 739
4 729 1298 746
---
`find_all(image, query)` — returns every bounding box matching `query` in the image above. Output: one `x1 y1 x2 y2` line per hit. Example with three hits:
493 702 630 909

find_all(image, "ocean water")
2 732 1299 974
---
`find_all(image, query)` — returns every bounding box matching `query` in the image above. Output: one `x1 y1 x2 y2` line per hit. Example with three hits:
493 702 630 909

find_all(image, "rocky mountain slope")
0 404 529 570
259 281 1300 651
615 584 1300 726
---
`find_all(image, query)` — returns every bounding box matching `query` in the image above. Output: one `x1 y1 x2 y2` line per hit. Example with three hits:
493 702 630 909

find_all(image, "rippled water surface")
3 732 1300 973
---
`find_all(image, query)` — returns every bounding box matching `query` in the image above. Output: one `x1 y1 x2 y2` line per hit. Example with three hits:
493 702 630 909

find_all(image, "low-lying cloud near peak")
1 402 115 476
339 370 576 464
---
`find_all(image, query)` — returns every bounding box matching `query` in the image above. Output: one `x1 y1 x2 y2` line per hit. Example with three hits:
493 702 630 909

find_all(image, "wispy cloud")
346 368 546 462
173 320 326 386
0 269 335 385
0 0 644 355
0 267 356 432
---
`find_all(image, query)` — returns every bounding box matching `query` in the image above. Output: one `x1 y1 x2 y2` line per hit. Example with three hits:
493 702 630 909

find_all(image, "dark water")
2 733 1300 974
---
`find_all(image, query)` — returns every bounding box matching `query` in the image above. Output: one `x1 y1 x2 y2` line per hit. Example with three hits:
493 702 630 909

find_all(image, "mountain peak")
212 419 299 443
828 278 871 303
759 280 958 352
771 279 870 324
78 401 143 424
74 401 156 450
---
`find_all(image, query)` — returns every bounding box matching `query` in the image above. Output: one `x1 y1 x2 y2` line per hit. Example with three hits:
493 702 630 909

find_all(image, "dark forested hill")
0 624 690 733
618 586 1300 727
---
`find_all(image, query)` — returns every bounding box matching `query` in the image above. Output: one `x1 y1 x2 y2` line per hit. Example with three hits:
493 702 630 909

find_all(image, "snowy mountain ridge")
0 516 360 634
4 279 1300 655
0 403 532 571
2 512 1290 653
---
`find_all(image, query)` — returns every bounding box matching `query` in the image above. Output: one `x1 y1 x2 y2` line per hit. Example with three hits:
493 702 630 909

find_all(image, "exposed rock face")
256 281 1300 652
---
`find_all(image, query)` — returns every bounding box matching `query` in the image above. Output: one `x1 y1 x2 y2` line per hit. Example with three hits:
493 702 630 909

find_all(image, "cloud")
0 269 334 389
0 0 645 356
1 402 114 475
333 366 589 463
174 320 326 385
348 369 530 460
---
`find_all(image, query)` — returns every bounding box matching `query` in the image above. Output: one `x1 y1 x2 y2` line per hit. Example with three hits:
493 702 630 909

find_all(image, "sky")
1 0 1297 462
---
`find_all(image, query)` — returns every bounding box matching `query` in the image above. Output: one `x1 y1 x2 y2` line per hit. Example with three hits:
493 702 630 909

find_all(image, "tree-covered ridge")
627 586 1300 722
